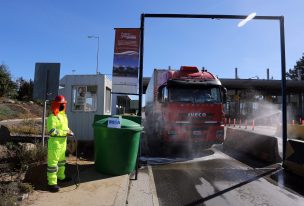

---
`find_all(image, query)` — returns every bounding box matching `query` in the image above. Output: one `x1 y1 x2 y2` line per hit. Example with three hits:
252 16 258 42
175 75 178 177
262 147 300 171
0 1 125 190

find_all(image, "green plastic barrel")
92 116 143 175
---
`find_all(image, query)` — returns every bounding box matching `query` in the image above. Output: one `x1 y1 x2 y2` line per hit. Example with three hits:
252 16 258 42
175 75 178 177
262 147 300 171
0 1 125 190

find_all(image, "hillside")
0 100 47 205
0 98 43 121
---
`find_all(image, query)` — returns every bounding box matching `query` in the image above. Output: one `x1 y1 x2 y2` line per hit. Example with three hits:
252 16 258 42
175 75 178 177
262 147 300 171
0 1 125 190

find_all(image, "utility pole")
88 35 100 74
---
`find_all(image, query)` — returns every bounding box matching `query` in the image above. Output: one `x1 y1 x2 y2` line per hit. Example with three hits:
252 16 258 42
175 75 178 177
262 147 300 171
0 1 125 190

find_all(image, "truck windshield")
169 87 221 103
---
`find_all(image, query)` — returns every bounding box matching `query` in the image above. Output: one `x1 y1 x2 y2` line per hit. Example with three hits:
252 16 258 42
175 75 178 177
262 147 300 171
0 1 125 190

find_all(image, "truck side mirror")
222 87 227 103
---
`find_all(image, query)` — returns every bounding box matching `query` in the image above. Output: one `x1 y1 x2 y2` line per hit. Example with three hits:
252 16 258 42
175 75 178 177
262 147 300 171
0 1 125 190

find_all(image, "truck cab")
145 66 226 154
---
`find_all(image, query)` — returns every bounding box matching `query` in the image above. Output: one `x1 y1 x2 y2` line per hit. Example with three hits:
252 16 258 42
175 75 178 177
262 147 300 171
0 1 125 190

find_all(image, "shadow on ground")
23 161 113 192
270 169 304 196
212 144 275 168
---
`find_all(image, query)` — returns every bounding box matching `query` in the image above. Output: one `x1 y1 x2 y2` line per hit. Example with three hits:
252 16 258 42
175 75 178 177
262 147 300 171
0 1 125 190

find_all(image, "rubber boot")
48 184 60 192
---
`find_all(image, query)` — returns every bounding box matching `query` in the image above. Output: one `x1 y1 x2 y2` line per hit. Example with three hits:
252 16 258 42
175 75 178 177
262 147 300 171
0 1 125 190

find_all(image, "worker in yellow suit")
47 95 73 192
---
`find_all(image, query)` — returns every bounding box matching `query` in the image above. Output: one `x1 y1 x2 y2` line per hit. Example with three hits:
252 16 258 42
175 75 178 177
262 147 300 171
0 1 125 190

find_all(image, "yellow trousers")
47 137 67 186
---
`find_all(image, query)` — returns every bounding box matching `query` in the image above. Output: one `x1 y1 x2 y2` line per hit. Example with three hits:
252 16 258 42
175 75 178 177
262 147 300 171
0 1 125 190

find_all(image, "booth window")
72 85 97 111
105 87 111 113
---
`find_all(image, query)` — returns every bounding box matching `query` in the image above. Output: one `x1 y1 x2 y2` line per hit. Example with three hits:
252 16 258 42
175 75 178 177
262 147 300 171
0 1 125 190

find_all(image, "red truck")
145 66 226 154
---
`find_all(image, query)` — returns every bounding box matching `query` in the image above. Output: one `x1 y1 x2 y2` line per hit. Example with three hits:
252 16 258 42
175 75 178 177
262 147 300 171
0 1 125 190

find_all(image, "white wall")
59 74 112 141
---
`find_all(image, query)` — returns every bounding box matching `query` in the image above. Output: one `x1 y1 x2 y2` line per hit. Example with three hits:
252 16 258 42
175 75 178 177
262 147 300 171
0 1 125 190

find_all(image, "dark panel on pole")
33 63 60 101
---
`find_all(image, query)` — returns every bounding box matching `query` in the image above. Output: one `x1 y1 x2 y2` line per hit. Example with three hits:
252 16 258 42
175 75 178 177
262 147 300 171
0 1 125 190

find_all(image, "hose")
70 135 80 188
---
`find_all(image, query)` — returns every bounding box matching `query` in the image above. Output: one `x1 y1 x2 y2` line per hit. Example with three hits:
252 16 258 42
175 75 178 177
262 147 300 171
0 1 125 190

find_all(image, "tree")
286 53 304 80
16 77 34 100
0 64 17 97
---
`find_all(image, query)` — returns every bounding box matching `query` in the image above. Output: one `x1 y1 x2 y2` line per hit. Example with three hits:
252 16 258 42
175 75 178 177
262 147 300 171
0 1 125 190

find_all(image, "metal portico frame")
138 13 287 161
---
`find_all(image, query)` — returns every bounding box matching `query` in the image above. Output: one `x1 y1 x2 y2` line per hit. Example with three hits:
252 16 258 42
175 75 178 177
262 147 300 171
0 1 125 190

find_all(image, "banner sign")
112 28 141 94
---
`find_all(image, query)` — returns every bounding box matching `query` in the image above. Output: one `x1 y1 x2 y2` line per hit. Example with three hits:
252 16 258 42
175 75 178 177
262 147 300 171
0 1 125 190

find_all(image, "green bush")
1 143 43 205
5 142 47 169
18 182 34 193
0 182 34 206
8 119 41 135
0 105 18 121
0 183 19 206
0 193 17 206
0 64 17 98
17 143 47 167
1 141 40 206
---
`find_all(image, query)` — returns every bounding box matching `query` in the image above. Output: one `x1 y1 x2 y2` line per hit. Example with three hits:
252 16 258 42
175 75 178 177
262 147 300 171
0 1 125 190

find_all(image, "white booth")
59 74 112 141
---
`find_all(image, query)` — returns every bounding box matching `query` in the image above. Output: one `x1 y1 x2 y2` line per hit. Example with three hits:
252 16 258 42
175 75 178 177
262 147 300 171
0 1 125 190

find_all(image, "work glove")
67 130 76 144
67 129 74 137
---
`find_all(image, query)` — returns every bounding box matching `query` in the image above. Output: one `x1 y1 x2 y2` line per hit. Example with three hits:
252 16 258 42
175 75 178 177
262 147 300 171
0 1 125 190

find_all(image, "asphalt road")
150 147 304 206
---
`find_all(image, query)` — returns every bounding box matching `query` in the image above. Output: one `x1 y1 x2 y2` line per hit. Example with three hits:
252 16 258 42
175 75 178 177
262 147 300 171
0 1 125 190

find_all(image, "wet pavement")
127 126 303 205
148 147 304 206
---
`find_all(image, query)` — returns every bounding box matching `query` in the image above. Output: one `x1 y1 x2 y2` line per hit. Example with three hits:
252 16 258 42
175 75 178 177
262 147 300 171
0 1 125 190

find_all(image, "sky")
1 0 304 82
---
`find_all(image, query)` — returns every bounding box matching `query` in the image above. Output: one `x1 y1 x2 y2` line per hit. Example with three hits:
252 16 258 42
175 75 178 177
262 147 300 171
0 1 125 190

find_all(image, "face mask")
59 104 65 111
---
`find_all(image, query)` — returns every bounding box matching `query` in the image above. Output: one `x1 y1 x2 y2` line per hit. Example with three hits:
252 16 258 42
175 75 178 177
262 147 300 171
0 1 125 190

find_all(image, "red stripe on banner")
114 28 141 53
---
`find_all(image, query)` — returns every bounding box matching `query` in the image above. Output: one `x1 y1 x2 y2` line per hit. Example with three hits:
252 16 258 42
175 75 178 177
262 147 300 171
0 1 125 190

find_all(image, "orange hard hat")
51 95 67 116
54 95 67 104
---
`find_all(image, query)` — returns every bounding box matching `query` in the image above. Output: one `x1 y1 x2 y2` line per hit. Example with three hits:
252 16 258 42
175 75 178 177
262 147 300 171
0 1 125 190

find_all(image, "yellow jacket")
47 111 69 137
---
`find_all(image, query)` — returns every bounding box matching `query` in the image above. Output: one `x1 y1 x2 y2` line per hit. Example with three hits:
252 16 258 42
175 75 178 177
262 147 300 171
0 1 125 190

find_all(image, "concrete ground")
126 167 159 206
24 159 129 206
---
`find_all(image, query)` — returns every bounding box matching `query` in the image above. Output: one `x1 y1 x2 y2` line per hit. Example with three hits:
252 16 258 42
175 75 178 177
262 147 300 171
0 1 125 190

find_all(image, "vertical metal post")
234 89 238 118
300 92 303 119
42 100 47 147
88 35 100 74
302 93 304 120
97 36 100 74
139 14 145 117
42 70 50 147
235 67 238 79
134 13 145 181
280 16 287 161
